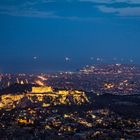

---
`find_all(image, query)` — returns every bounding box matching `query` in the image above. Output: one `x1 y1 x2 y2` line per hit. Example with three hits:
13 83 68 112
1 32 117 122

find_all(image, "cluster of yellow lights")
0 95 24 109
104 83 115 89
32 86 53 93
17 119 34 124
34 75 48 86
35 80 45 86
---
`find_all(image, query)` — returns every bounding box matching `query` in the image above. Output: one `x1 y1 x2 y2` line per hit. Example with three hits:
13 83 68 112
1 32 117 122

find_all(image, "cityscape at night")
0 0 140 139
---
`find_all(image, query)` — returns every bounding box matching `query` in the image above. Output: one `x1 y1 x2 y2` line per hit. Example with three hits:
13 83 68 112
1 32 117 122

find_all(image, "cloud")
79 0 140 4
79 0 140 16
98 6 140 16
0 0 57 18
0 0 140 18
0 1 92 20
79 0 113 3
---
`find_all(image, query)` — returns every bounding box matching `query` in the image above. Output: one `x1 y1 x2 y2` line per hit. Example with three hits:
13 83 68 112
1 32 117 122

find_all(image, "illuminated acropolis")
0 86 89 110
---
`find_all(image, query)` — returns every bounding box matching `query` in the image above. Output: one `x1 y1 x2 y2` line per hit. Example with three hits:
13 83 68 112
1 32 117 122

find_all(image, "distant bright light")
65 57 70 61
33 56 37 60
116 63 121 66
90 57 94 60
130 59 133 63
37 76 48 81
35 80 45 86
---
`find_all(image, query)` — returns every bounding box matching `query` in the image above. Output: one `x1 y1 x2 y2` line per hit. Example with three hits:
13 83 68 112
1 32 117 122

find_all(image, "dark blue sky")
0 0 140 73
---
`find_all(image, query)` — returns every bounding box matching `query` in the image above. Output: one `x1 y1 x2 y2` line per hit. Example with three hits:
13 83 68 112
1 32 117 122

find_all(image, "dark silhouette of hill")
0 83 36 94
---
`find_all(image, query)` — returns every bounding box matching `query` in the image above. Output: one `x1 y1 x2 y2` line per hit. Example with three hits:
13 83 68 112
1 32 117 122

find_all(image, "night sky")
0 0 140 73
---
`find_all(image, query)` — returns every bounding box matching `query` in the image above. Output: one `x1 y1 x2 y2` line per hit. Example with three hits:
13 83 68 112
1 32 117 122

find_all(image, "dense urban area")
0 64 140 139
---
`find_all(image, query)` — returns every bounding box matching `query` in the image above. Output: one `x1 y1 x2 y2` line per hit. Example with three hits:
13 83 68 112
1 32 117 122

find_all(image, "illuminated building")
32 86 53 93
